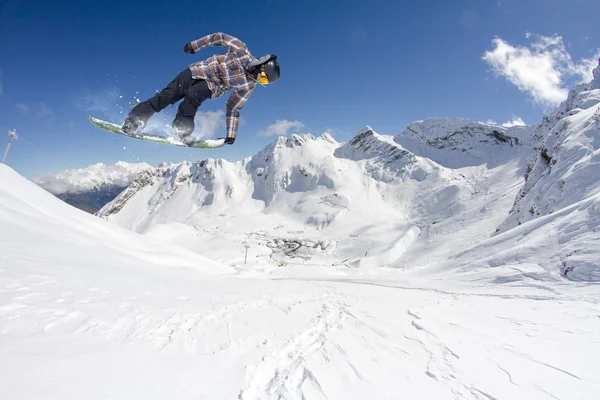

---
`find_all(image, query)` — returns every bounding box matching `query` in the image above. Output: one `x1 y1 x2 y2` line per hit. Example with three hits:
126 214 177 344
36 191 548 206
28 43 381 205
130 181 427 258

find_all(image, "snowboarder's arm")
190 32 247 54
224 87 253 141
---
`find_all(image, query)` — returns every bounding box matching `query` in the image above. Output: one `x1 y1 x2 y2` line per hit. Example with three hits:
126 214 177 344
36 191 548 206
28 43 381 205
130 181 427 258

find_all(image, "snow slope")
489 68 600 281
2 163 600 399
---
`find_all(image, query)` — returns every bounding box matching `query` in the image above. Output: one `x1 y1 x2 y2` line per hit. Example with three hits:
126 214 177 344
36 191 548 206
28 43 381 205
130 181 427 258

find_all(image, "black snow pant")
127 68 212 139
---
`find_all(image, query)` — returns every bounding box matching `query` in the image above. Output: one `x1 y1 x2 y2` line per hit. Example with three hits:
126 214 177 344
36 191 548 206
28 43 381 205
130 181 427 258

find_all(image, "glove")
183 43 195 54
224 137 235 145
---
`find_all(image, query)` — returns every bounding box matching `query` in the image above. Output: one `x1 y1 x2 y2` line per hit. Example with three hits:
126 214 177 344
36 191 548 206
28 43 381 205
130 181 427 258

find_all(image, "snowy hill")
97 122 535 273
34 161 153 213
491 65 600 281
2 162 600 399
500 68 600 228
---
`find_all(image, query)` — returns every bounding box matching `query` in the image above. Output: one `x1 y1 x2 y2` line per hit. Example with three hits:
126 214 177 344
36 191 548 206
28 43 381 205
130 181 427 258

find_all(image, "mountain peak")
275 133 317 148
356 125 375 135
394 117 536 168
338 126 415 165
399 118 525 147
348 125 378 144
266 132 339 149
319 131 337 144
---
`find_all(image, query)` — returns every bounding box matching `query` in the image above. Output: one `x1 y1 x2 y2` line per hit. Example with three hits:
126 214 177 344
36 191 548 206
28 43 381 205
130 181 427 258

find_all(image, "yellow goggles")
258 70 269 85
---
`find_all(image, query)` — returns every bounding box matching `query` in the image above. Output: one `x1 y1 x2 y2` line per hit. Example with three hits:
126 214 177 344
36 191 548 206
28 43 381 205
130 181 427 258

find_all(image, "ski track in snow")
363 171 376 219
238 291 347 400
409 316 471 398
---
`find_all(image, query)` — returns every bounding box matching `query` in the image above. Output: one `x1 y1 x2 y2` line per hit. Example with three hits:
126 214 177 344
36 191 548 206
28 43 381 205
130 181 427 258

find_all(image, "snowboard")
87 115 226 149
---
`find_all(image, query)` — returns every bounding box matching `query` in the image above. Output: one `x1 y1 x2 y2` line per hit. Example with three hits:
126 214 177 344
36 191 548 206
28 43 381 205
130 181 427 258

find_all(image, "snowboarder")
122 32 280 145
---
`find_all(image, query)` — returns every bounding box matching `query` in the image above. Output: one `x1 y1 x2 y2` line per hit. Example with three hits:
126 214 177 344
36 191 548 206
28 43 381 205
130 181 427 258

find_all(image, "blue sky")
0 0 599 179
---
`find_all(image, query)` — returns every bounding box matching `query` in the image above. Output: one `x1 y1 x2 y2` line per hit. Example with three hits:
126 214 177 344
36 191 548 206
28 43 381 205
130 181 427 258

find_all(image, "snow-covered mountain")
393 117 536 168
488 66 600 281
96 68 600 283
34 161 154 213
97 121 535 274
2 157 600 400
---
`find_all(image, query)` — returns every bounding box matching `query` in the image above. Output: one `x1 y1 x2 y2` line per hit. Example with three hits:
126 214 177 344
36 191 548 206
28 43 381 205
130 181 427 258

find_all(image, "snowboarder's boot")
122 117 143 134
172 117 195 145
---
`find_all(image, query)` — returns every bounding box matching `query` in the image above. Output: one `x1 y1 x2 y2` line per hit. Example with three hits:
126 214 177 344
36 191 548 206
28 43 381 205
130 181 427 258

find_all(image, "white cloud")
193 110 225 138
501 116 526 127
34 162 152 195
482 32 600 107
16 103 30 113
258 120 305 137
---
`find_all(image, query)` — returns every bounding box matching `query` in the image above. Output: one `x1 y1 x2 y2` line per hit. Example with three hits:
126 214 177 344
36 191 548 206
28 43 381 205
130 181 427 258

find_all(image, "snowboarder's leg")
172 79 212 144
123 68 194 134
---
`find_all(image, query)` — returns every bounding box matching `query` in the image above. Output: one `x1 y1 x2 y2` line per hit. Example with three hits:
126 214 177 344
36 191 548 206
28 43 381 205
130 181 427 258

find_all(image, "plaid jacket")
189 33 257 140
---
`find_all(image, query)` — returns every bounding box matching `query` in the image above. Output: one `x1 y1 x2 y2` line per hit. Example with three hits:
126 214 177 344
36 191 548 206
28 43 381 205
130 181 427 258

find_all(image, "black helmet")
247 54 280 84
262 55 280 83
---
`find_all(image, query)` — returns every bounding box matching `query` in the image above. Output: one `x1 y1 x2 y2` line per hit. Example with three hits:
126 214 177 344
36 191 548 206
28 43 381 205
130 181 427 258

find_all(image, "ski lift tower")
2 129 18 164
